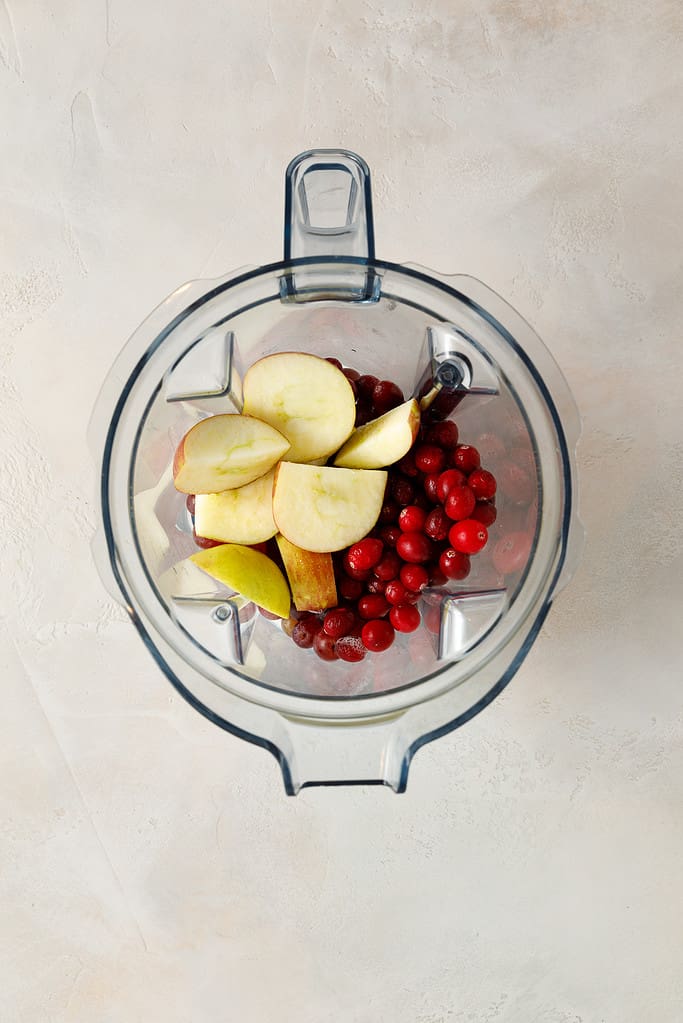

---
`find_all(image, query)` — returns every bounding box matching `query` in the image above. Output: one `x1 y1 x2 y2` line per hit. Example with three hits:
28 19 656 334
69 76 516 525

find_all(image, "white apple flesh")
272 462 387 553
172 414 290 494
242 352 356 463
333 398 420 469
194 468 278 544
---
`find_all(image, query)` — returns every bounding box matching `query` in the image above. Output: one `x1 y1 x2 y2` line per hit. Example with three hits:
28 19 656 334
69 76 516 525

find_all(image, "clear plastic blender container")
89 150 582 793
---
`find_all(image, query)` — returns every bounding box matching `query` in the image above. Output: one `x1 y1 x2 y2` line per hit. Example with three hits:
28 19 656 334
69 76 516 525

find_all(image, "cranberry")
358 594 390 619
325 356 343 370
372 380 404 414
342 366 360 381
429 564 448 586
414 443 446 474
374 550 401 581
193 533 223 549
185 494 196 517
396 450 419 477
411 491 430 511
423 473 441 503
344 563 372 582
291 616 323 648
339 576 363 601
346 537 384 572
471 501 497 527
444 486 476 522
390 604 421 633
468 468 497 501
509 446 536 473
476 432 506 462
439 548 471 580
425 420 459 448
357 374 379 399
424 603 442 635
448 519 488 555
396 531 433 564
492 531 532 574
424 390 464 423
335 634 366 662
451 444 481 473
379 499 400 524
384 579 410 606
424 506 451 541
258 606 282 620
391 476 415 506
499 462 535 506
313 630 339 660
249 542 269 555
361 619 395 652
436 468 466 503
355 399 374 426
380 524 401 548
366 576 388 594
323 607 356 639
400 564 429 592
398 505 427 533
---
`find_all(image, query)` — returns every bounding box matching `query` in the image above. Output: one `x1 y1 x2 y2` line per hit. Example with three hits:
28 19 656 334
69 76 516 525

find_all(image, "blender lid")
89 149 582 793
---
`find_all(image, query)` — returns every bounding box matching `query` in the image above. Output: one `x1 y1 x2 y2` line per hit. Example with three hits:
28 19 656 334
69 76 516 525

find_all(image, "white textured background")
2 1 682 1020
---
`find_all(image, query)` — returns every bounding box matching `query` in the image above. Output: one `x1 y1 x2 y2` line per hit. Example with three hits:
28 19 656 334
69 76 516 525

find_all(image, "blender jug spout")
284 149 375 261
282 149 379 301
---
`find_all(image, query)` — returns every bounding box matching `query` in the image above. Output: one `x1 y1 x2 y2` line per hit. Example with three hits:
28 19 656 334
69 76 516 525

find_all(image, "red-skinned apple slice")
242 352 356 463
333 398 420 469
190 543 291 619
275 534 337 612
173 414 289 494
194 468 277 544
272 462 387 553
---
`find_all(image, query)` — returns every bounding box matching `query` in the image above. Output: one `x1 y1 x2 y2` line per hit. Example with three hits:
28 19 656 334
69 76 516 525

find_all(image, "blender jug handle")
284 149 375 262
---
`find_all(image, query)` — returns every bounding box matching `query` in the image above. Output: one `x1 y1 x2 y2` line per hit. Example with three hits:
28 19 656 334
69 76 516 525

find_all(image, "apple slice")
273 462 387 553
194 468 277 545
242 352 356 463
276 534 337 612
173 414 289 494
190 543 291 618
333 398 420 469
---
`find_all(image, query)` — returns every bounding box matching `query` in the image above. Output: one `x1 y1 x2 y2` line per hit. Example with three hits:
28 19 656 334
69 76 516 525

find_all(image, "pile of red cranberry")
284 361 498 664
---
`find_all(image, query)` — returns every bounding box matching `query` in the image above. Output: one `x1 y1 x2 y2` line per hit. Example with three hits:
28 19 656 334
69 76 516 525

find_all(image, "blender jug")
89 150 582 793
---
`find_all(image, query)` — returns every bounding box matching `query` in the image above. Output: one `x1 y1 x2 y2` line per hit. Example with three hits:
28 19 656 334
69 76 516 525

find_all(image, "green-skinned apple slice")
242 352 356 463
272 462 387 553
333 398 420 469
275 534 337 612
173 414 289 494
194 468 277 544
190 543 291 619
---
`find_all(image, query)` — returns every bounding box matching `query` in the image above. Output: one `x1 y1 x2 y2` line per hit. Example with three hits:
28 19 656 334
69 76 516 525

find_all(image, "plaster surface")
2 2 682 1020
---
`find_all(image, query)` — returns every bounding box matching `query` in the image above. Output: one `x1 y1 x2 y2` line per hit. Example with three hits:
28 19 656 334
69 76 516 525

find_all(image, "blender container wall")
90 150 582 793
